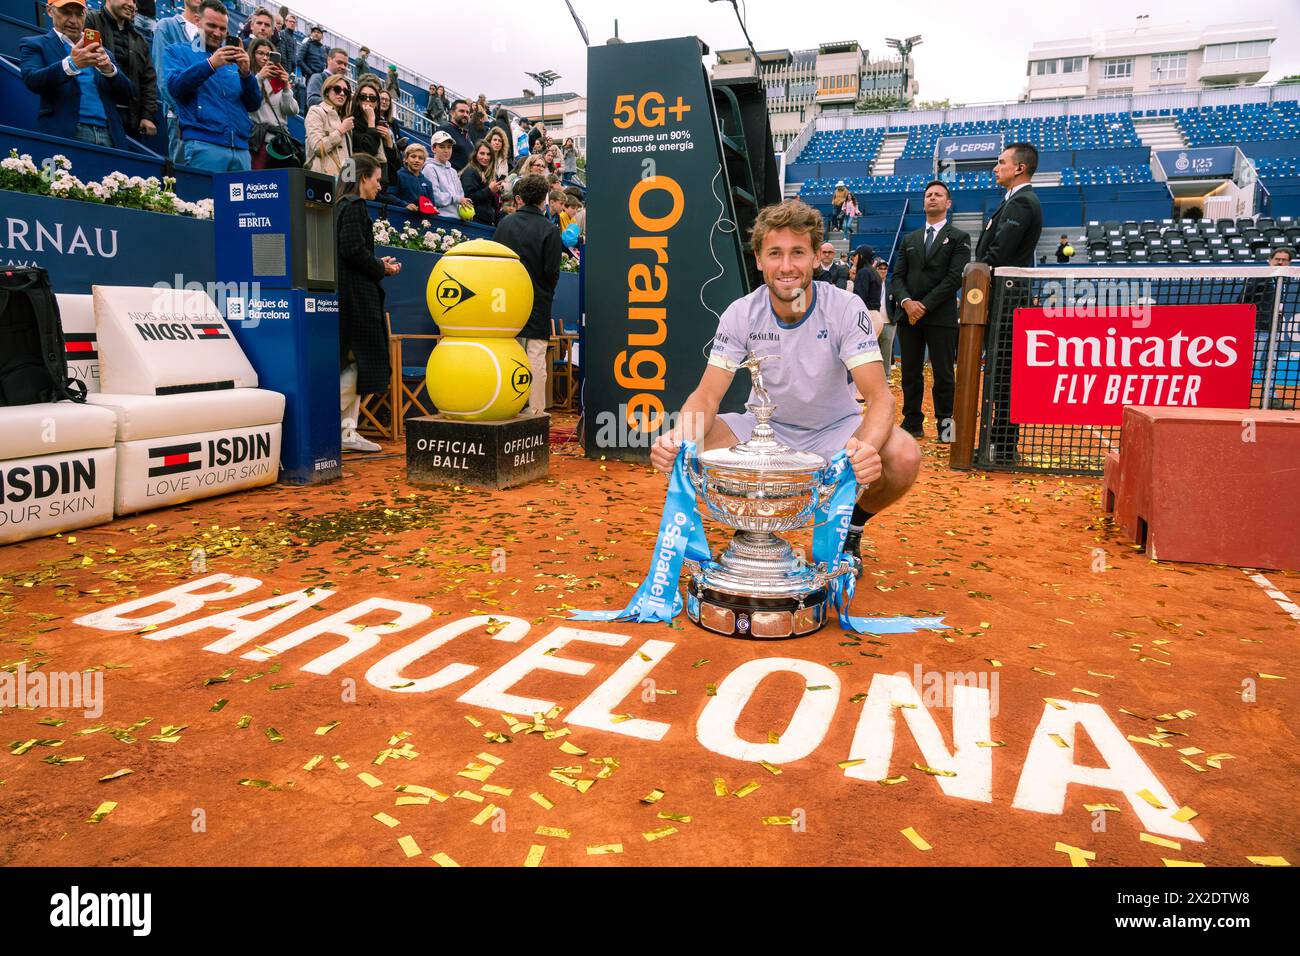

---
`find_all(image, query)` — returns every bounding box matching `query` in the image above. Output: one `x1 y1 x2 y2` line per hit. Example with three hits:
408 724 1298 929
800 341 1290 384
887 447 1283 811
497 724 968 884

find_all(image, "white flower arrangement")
372 217 473 253
0 149 213 219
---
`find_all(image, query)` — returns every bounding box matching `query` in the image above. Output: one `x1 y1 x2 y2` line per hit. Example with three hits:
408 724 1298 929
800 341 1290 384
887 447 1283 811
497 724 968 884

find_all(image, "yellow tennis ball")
425 337 532 421
1063 245 1074 257
426 239 533 338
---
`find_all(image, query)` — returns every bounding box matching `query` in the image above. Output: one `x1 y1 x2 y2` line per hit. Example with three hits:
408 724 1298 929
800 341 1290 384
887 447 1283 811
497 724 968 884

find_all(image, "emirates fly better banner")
1010 305 1255 426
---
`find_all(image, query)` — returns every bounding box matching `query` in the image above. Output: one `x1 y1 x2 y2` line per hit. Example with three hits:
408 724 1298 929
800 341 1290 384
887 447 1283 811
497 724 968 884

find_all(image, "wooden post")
950 262 992 471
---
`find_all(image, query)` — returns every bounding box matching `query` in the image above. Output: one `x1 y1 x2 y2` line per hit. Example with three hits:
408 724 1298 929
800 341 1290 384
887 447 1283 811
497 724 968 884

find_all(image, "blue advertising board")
1156 147 1236 179
935 133 1004 165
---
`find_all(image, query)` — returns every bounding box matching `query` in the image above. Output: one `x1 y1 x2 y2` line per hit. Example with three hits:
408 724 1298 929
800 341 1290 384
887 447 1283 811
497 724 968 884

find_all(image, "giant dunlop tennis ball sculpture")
425 239 534 421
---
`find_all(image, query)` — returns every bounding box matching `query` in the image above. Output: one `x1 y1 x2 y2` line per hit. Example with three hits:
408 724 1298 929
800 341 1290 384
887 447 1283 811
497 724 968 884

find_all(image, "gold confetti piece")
838 758 865 769
658 811 692 823
475 752 504 766
986 659 1002 668
395 796 430 806
878 775 908 785
204 668 235 686
1172 805 1199 823
1141 833 1181 850
1031 667 1056 677
1179 757 1207 773
1071 688 1100 698
891 701 917 710
559 740 587 756
209 699 228 713
1043 698 1066 710
1055 842 1096 867
453 789 485 802
457 763 494 782
529 792 554 810
265 727 283 743
1028 642 1046 649
481 784 513 797
239 778 274 788
1048 734 1069 749
1246 856 1290 867
1258 673 1285 680
464 714 483 728
762 816 796 826
536 826 571 839
704 684 717 697
236 715 252 729
758 760 783 776
43 754 85 765
471 803 499 826
10 739 37 756
848 693 867 703
913 762 957 777
98 769 133 783
692 658 710 669
1136 789 1167 810
269 683 293 691
310 720 334 735
87 801 117 823
900 827 931 851
397 835 421 859
733 781 760 798
523 845 546 867
1119 707 1149 720
483 731 512 744
1085 803 1122 813
431 852 460 867
806 684 832 691
1177 747 1204 756
643 826 677 841
575 778 596 793
586 843 623 855
373 812 400 828
542 727 572 740
357 772 382 789
976 740 1006 748
1087 671 1115 679
330 755 349 769
766 731 780 744
1205 753 1234 770
641 788 666 804
1162 859 1204 867
713 777 728 797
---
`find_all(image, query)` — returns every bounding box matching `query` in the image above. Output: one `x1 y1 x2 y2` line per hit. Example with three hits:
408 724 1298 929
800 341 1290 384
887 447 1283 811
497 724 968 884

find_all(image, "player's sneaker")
842 529 865 579
342 429 381 453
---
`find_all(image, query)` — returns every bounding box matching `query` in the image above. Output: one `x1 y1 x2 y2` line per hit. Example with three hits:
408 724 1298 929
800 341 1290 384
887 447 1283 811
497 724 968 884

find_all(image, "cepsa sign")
1010 305 1254 426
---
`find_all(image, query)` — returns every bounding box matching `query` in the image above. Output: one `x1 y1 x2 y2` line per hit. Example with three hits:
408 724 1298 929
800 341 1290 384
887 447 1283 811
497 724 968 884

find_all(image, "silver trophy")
685 354 854 639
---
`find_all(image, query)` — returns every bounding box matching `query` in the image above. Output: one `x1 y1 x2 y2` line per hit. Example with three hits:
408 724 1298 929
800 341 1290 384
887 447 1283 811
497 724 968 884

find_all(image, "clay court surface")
1 407 1296 868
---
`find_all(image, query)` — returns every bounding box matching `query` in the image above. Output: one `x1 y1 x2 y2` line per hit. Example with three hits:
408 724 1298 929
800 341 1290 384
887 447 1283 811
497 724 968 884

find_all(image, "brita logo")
228 183 245 202
1175 152 1190 172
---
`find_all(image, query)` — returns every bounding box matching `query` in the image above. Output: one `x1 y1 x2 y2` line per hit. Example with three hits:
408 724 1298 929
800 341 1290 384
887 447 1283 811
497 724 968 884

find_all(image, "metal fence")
975 266 1300 475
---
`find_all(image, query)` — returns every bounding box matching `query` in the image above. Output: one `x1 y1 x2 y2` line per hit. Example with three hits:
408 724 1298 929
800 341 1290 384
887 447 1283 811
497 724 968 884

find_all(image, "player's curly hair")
749 200 824 255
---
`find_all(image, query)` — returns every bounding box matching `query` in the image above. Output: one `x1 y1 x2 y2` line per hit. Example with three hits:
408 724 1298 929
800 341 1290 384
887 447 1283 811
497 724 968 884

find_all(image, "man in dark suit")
813 242 849 288
891 180 972 442
977 142 1044 464
20 0 134 150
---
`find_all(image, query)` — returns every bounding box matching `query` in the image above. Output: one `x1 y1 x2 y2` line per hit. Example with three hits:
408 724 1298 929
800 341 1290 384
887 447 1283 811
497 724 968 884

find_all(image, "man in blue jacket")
164 0 261 172
19 0 134 150
151 0 202 164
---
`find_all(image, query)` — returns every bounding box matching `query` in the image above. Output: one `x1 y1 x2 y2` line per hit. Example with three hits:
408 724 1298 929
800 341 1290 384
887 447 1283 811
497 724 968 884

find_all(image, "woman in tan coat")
306 74 354 179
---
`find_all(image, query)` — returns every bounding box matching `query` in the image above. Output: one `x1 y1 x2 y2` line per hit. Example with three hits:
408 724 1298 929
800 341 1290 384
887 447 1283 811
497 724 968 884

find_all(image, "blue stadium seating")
1175 101 1300 146
898 113 1140 159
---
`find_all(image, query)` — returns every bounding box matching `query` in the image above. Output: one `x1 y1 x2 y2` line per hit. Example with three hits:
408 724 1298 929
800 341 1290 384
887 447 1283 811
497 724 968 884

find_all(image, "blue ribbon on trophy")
569 441 712 623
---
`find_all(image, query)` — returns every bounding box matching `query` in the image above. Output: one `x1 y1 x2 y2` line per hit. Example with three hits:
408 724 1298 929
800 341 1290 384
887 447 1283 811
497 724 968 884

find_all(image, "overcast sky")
298 0 1299 105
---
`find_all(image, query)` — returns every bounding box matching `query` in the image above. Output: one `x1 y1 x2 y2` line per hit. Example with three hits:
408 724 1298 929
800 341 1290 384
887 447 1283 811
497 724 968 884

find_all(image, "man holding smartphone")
163 0 261 172
20 0 134 149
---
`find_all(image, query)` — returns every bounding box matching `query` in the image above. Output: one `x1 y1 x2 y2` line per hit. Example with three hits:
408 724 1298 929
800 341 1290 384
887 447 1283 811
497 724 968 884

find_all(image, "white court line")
1243 570 1300 624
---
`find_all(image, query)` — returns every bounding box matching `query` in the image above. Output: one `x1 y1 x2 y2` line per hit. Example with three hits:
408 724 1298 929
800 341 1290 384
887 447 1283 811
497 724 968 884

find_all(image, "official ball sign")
1010 305 1254 426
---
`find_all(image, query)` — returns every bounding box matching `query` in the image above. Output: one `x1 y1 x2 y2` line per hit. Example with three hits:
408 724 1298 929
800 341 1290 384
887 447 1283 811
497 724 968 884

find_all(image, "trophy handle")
811 560 855 591
685 449 705 494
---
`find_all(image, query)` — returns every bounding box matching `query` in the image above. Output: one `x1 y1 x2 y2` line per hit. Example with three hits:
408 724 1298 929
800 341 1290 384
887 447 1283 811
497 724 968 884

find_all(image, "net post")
951 262 992 470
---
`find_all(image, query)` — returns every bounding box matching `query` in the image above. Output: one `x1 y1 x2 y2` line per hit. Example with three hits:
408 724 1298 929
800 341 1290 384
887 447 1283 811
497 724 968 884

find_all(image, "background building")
492 92 588 154
711 41 917 150
1024 20 1278 101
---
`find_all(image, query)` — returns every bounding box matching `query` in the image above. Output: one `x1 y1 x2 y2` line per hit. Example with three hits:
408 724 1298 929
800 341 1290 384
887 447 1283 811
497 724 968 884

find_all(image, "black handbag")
0 267 86 406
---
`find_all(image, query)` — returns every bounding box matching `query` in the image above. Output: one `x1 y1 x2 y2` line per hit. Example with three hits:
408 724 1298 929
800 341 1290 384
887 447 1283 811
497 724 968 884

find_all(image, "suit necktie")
924 225 936 256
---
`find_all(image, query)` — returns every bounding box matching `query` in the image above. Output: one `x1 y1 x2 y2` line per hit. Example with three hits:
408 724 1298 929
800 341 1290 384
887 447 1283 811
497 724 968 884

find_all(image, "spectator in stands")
1055 234 1073 263
851 243 886 364
422 130 471 217
461 140 501 226
424 83 448 125
306 47 348 109
384 65 401 104
134 0 156 31
21 0 134 150
516 118 532 156
840 194 860 242
564 193 585 238
354 46 371 80
498 191 518 218
164 0 260 172
546 188 568 229
392 143 436 212
492 173 561 417
468 102 490 143
151 0 201 163
561 137 579 185
305 73 353 179
892 180 970 443
335 151 400 454
528 119 546 155
492 108 515 163
245 7 274 46
246 37 296 169
977 142 1043 465
437 98 475 170
85 0 157 141
378 88 407 154
1271 247 1294 267
277 10 299 76
298 24 327 81
812 243 848 288
485 126 511 182
831 181 849 231
874 257 894 367
351 75 398 188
